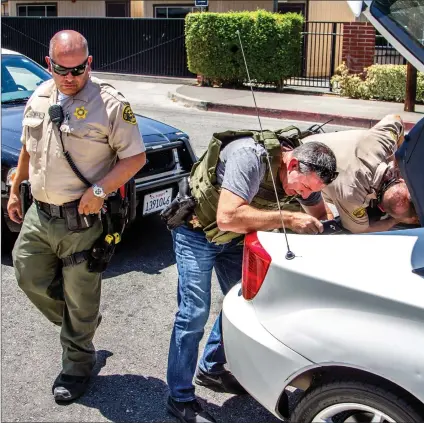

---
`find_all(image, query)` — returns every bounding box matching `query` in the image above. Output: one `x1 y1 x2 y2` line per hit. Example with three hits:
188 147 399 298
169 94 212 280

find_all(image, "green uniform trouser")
12 203 103 377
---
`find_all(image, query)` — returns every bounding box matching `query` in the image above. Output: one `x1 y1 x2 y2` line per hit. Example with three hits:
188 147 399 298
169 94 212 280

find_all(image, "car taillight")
242 232 271 300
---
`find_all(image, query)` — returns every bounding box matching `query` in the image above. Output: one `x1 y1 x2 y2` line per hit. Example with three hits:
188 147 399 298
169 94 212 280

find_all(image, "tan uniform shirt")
21 77 145 205
303 114 404 233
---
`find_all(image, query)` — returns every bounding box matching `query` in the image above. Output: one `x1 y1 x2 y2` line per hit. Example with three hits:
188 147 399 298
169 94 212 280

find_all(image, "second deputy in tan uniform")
7 30 146 402
303 114 417 233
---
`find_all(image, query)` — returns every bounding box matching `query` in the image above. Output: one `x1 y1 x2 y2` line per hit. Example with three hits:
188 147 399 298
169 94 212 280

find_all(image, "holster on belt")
20 180 33 218
87 211 120 273
160 177 197 230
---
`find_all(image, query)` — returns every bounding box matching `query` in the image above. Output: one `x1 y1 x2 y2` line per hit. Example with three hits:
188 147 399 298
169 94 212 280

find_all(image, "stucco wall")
131 0 143 17
9 0 105 16
308 1 354 22
143 0 273 18
209 0 272 13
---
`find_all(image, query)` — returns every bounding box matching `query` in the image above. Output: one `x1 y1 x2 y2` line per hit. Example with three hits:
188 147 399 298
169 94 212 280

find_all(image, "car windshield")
373 0 424 49
1 54 51 103
376 0 424 47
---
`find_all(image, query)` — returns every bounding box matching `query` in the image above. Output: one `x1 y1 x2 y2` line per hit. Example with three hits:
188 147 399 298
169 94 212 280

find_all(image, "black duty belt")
35 199 79 218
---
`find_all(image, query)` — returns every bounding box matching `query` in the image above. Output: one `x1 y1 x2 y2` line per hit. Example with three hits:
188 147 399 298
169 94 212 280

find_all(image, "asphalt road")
1 80 355 423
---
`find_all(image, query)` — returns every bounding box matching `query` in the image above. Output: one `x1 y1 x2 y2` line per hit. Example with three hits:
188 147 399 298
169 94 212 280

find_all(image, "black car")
1 48 197 245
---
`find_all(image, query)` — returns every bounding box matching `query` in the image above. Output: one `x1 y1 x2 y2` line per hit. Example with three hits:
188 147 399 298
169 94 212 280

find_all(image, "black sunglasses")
50 57 88 76
298 160 339 184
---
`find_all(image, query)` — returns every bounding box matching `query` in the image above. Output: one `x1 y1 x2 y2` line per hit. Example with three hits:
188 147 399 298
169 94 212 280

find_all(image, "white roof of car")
2 48 21 55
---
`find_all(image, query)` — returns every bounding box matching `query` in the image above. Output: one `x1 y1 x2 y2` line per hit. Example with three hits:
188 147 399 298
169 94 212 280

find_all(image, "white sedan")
222 1 424 422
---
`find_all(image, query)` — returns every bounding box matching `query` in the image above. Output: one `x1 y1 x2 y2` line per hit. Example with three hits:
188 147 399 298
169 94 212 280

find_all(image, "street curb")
170 90 416 131
168 91 209 110
92 72 197 85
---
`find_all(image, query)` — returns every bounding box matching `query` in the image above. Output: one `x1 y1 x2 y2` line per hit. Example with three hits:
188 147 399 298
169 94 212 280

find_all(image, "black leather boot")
166 396 217 423
195 368 247 395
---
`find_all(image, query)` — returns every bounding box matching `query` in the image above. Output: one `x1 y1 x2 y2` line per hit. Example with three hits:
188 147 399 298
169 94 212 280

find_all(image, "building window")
17 3 57 16
154 5 201 19
277 2 306 16
106 1 129 17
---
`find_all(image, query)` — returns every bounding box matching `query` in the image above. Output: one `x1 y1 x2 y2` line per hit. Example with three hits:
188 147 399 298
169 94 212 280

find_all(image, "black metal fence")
1 17 195 78
374 34 406 65
2 17 406 90
285 22 344 90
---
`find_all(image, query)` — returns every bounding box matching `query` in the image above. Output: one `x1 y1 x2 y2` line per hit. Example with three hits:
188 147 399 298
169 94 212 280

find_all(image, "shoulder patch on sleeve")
122 104 137 125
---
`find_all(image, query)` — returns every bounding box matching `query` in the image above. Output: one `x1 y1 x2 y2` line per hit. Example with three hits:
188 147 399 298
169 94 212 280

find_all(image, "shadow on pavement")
1 214 176 275
1 232 17 266
78 348 173 422
1 249 13 266
206 396 281 423
77 350 280 423
101 214 176 279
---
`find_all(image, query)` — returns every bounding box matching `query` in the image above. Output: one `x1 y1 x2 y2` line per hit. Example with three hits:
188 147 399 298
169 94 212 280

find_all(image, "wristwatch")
92 184 107 199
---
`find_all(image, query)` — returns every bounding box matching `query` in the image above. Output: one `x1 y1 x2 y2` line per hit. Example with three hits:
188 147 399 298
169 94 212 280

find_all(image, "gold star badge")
74 106 88 120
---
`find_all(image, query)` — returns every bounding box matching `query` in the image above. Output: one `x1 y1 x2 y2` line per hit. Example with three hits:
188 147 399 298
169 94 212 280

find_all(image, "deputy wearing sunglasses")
302 114 418 233
8 30 146 402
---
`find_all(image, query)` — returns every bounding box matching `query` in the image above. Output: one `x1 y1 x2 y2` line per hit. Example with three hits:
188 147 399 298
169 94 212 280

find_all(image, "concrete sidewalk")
169 85 424 130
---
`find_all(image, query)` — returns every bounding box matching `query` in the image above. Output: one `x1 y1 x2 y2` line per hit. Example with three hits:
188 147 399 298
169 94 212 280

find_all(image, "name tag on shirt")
25 111 45 120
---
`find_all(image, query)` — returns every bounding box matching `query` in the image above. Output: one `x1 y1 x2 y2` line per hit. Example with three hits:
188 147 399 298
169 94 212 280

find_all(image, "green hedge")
185 10 304 88
331 63 424 103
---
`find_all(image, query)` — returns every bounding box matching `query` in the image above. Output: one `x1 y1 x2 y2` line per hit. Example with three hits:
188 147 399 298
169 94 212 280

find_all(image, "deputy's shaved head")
49 30 88 60
382 181 416 220
46 30 91 95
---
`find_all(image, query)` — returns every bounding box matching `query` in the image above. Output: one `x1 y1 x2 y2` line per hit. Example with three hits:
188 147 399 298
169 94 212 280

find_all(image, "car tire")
290 378 424 423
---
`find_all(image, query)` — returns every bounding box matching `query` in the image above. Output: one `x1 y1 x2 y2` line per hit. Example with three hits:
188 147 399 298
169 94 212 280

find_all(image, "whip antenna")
236 30 294 260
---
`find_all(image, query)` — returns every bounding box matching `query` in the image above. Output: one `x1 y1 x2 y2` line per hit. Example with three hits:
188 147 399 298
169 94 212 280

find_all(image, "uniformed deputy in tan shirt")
21 76 145 205
8 30 146 403
303 114 416 233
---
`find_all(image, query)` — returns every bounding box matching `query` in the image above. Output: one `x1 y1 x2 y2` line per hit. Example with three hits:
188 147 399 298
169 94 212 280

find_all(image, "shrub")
185 10 304 88
331 63 424 103
331 63 370 99
367 64 409 101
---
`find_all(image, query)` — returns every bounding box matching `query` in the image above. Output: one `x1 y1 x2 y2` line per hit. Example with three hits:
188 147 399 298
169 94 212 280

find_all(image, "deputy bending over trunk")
303 114 418 233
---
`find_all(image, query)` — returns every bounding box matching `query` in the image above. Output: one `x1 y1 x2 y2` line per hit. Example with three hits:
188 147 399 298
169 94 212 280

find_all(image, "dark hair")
291 142 338 185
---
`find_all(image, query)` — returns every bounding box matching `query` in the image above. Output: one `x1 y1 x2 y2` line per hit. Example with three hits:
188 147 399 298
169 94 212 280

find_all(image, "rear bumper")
222 284 313 420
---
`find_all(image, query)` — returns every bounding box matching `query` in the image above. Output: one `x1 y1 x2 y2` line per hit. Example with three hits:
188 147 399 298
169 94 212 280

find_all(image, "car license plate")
142 188 173 215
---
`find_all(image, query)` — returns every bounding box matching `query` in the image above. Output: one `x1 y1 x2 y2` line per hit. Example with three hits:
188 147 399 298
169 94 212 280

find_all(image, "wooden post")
404 62 417 112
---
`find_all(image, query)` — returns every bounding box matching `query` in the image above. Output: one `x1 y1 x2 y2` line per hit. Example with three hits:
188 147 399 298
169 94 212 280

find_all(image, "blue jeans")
167 225 244 402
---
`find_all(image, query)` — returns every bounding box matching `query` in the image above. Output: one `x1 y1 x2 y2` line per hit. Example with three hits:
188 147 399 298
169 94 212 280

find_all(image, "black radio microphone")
48 104 64 127
48 104 92 188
